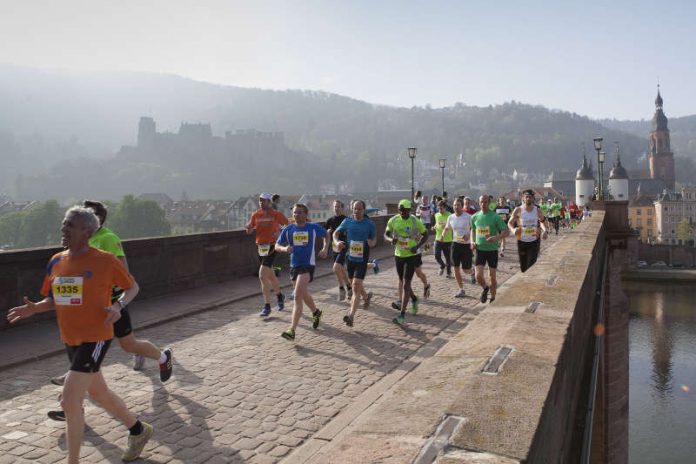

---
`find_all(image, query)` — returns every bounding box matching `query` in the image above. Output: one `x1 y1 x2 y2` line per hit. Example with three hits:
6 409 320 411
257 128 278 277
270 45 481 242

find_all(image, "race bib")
522 226 537 238
477 226 490 237
349 240 364 259
293 231 309 246
454 231 468 243
437 219 446 229
398 238 411 251
52 276 84 306
332 241 340 253
257 244 271 256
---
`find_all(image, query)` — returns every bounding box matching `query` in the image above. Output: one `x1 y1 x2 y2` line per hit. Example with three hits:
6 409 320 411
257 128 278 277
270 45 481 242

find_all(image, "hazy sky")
2 0 694 120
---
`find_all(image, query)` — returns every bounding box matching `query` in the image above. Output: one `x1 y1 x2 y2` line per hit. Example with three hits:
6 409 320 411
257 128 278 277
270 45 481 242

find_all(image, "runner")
276 203 330 341
548 197 562 235
333 200 377 327
495 197 511 257
509 189 548 272
326 200 351 301
246 192 288 317
46 200 173 422
385 200 428 325
470 195 510 304
441 197 473 297
6 206 153 463
433 200 453 278
463 196 478 283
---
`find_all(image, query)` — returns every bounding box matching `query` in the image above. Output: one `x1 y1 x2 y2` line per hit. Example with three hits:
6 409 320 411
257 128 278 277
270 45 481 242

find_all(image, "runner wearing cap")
276 203 330 340
246 192 289 317
508 189 548 272
470 195 510 304
385 199 428 325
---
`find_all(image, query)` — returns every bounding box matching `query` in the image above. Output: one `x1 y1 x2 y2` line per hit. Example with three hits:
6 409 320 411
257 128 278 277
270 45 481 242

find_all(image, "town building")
654 187 696 246
628 190 657 244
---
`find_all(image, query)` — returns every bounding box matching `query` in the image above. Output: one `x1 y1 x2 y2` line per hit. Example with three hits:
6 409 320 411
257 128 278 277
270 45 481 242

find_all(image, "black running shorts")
258 244 277 268
112 306 133 338
475 249 499 268
395 255 419 281
65 340 112 373
290 265 315 282
452 243 473 269
347 261 368 280
333 248 347 265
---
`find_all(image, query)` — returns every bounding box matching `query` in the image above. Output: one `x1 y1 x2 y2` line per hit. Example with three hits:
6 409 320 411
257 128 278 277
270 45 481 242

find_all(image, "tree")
676 218 694 246
0 212 22 249
17 200 64 249
109 195 171 239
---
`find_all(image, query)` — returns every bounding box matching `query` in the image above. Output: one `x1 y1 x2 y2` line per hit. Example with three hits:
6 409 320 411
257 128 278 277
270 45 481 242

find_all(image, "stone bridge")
0 205 633 463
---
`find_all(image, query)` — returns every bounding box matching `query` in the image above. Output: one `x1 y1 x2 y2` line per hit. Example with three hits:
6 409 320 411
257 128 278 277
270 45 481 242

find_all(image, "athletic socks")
129 420 144 436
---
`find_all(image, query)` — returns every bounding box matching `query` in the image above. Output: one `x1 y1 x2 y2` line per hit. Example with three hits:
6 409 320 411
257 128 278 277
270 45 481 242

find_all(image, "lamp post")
438 158 446 195
593 137 604 199
408 147 417 201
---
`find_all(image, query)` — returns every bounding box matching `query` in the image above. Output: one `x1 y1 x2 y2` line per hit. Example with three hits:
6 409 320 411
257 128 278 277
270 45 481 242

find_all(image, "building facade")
628 193 657 244
654 187 696 245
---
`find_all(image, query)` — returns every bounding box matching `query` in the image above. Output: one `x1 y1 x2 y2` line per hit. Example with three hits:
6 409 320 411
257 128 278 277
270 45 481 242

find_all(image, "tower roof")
576 155 594 180
652 89 669 131
609 154 629 179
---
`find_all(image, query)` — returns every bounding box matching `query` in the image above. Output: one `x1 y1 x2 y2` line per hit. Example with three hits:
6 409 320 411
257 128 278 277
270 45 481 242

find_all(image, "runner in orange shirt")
7 206 153 463
246 192 289 316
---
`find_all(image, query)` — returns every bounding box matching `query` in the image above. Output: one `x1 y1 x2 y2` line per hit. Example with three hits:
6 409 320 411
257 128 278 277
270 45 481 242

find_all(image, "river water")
626 281 696 463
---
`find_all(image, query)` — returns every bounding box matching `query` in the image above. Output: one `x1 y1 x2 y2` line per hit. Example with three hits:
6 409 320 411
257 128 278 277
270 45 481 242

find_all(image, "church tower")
648 87 675 190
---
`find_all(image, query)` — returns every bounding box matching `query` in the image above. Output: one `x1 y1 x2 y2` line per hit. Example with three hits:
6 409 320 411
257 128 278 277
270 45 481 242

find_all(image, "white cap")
259 192 273 200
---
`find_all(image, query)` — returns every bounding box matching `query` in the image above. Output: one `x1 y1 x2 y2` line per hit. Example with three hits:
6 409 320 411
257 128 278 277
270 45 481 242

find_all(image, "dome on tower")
576 156 594 180
609 155 629 179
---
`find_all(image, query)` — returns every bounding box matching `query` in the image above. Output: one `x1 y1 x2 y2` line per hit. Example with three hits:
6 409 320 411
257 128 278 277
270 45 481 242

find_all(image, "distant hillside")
599 115 696 159
2 65 692 201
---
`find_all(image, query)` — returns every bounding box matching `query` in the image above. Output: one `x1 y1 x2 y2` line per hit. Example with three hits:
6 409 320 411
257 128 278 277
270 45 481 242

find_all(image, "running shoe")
372 259 380 275
346 288 353 299
133 355 145 371
289 292 295 301
490 296 496 303
438 267 444 276
411 297 419 315
363 291 373 309
276 293 285 311
281 328 295 341
391 301 401 311
423 283 431 299
47 410 66 422
393 314 406 326
312 309 323 329
454 289 466 298
159 348 173 382
424 243 431 253
499 252 505 258
259 306 271 317
343 315 354 327
50 373 67 386
121 421 154 462
446 272 453 279
480 286 489 304
470 273 476 284
338 287 346 301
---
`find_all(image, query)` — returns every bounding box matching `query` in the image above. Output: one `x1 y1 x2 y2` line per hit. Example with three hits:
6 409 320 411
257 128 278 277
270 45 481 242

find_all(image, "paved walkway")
0 237 559 463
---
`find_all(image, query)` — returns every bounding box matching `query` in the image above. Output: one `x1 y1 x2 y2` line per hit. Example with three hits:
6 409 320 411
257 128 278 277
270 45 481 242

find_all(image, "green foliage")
108 195 171 239
0 200 63 249
0 212 23 249
676 218 694 243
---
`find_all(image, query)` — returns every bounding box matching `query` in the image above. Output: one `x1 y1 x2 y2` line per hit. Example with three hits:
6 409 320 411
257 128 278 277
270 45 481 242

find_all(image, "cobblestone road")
0 237 558 463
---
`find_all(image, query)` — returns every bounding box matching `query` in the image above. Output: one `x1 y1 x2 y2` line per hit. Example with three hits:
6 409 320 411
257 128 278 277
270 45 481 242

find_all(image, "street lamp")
408 147 417 201
593 137 604 199
438 158 446 195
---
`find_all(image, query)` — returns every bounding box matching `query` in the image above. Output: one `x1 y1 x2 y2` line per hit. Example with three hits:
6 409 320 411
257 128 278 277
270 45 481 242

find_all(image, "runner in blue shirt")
276 203 330 341
334 200 377 328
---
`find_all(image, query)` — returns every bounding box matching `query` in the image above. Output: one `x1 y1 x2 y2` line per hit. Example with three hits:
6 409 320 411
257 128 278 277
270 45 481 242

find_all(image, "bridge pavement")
0 236 558 463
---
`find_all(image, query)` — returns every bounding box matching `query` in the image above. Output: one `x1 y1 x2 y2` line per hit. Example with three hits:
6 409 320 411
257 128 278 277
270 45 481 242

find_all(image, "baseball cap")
522 189 535 196
398 199 412 209
259 192 273 200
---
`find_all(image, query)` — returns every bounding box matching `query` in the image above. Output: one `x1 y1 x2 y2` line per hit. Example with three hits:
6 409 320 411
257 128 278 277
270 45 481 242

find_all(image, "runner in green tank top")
470 195 509 304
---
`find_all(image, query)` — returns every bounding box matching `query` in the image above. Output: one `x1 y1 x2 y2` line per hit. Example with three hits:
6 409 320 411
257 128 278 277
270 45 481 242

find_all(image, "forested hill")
1 65 692 200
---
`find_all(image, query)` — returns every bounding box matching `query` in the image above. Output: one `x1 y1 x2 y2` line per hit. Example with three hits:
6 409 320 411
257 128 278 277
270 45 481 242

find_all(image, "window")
636 209 641 216
647 219 653 226
647 209 653 216
648 229 653 236
637 218 642 227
